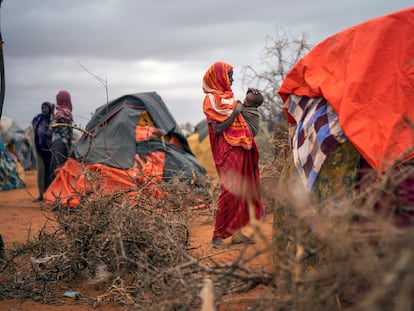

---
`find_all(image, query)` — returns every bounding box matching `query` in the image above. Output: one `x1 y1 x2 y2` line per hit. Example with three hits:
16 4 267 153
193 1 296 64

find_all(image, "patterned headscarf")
55 90 73 123
202 62 252 149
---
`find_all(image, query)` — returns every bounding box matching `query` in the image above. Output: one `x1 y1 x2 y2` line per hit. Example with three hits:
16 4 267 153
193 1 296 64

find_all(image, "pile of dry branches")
272 139 414 310
0 175 275 310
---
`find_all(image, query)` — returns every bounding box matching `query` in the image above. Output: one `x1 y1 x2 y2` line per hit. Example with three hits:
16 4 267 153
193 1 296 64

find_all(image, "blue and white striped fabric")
284 95 348 192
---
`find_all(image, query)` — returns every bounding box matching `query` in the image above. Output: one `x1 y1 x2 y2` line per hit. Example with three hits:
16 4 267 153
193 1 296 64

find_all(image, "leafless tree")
241 28 312 123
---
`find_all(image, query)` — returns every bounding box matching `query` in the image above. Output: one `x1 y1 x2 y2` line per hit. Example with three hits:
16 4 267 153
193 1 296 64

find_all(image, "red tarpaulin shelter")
278 7 414 170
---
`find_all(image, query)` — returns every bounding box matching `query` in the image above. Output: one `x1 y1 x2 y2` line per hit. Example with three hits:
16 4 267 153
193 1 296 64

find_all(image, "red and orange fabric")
44 123 169 208
202 61 264 241
203 62 253 149
278 7 414 171
44 157 166 208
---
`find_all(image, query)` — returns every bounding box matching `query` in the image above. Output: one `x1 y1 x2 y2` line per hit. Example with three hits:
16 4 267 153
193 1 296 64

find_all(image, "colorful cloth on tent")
0 141 24 190
274 141 361 284
187 121 217 178
44 158 166 207
357 158 414 228
45 116 168 207
81 93 178 138
44 103 207 208
278 7 414 171
310 140 361 209
202 61 263 240
284 95 347 191
73 92 192 170
136 138 206 183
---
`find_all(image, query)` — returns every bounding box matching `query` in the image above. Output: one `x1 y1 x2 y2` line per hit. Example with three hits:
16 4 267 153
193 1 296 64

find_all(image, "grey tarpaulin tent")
45 91 208 207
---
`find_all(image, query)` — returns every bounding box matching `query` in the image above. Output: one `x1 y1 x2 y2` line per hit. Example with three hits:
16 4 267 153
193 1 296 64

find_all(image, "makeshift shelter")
0 140 24 190
187 119 217 178
0 116 34 170
278 6 414 172
44 92 208 208
274 6 414 284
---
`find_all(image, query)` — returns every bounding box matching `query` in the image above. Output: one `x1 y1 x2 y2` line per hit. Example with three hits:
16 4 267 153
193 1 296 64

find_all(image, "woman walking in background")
202 61 264 247
31 101 53 201
49 90 73 181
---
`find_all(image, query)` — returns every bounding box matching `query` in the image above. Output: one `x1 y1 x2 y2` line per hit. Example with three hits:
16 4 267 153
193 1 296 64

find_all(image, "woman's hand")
215 100 244 135
235 100 245 112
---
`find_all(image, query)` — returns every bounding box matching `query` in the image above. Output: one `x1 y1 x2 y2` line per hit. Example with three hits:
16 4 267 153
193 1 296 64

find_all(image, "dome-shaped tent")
44 92 208 207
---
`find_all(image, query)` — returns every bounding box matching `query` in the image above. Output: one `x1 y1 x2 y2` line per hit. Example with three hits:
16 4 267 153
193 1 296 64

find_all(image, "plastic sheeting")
278 7 414 170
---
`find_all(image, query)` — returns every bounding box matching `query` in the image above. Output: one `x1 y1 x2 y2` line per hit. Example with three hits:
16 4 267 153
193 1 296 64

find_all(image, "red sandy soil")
0 170 274 311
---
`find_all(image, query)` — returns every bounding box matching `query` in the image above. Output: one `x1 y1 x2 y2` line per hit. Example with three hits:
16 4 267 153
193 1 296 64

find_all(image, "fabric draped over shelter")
284 95 347 191
44 92 207 208
187 119 217 179
278 7 414 171
0 140 25 190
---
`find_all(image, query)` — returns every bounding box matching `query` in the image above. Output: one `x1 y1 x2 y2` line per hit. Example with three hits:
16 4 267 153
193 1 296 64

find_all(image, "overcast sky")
0 1 412 130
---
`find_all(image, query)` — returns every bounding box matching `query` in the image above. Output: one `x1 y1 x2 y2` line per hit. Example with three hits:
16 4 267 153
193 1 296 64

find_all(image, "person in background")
31 101 54 201
49 90 73 180
202 61 264 247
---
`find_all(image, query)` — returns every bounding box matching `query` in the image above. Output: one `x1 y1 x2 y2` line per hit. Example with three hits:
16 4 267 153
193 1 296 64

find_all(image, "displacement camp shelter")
0 116 33 171
187 119 217 178
279 7 414 175
272 8 414 299
277 7 414 217
44 92 208 208
0 140 24 190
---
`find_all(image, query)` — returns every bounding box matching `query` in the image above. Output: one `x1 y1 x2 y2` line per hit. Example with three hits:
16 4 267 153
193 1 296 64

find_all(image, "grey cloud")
0 0 412 129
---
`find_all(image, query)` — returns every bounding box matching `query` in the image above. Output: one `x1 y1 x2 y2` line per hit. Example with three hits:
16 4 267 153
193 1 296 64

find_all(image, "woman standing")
202 61 264 247
31 101 53 201
49 90 73 180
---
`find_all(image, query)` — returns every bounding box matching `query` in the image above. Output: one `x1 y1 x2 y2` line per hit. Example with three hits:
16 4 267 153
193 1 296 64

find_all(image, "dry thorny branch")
272 141 414 310
0 168 276 310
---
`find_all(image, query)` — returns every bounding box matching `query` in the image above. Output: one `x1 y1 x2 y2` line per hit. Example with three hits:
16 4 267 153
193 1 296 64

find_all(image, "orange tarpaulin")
44 155 166 208
278 7 414 170
42 93 208 208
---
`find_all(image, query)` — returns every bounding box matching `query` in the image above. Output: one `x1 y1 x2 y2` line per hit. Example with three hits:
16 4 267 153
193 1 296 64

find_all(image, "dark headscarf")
55 90 73 123
41 101 53 115
32 101 53 152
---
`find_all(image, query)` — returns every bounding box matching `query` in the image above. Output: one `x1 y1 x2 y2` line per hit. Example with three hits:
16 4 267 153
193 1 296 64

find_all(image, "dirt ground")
0 170 275 311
